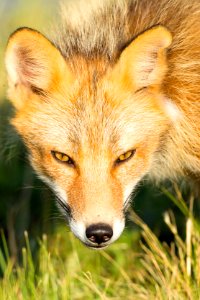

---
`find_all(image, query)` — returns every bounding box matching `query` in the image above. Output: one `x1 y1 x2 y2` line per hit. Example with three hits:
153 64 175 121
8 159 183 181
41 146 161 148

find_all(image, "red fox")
5 0 200 248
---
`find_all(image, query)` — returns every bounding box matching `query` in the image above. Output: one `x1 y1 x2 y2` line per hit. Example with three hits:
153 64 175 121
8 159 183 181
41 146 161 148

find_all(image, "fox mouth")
83 242 109 249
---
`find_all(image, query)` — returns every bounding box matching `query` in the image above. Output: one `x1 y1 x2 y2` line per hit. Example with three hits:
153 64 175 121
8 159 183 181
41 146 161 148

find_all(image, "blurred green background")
0 0 195 261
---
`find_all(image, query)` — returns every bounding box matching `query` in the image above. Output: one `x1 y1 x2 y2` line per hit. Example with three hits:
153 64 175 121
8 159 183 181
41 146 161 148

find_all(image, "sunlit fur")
5 0 200 247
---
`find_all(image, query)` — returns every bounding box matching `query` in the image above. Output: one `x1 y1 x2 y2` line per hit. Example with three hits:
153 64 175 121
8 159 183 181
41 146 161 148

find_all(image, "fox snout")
69 218 125 249
55 181 126 248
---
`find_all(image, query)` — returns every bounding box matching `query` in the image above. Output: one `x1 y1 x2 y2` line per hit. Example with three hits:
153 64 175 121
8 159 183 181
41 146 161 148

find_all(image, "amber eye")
51 151 74 165
115 150 136 165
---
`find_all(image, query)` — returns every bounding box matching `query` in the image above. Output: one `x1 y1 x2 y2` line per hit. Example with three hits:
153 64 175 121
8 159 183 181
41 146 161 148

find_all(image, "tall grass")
0 189 200 299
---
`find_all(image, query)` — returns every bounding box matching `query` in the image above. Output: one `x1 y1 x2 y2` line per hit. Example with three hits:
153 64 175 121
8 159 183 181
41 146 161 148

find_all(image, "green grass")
0 190 200 300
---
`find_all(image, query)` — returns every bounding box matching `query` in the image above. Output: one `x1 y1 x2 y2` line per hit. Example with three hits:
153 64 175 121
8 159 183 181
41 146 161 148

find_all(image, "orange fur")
5 0 200 247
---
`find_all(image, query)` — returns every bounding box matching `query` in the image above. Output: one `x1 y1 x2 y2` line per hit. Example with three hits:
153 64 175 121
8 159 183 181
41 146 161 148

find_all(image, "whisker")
56 196 72 220
123 194 132 213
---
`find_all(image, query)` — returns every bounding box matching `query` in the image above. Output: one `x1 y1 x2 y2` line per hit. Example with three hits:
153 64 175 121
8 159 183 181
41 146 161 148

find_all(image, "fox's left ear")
5 28 73 107
113 25 172 90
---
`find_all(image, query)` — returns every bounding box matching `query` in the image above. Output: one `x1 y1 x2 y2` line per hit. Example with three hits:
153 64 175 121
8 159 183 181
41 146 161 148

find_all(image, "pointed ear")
113 26 172 90
5 27 73 96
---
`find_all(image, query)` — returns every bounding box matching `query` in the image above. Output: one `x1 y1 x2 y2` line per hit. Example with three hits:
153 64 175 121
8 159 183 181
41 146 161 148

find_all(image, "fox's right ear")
110 25 172 91
5 28 73 108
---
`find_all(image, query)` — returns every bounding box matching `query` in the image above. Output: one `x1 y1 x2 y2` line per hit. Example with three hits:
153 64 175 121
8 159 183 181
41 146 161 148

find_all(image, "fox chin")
5 0 200 248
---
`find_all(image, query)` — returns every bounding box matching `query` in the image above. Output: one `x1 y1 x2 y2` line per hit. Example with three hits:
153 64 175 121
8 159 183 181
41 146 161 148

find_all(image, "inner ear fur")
5 27 73 96
112 25 172 90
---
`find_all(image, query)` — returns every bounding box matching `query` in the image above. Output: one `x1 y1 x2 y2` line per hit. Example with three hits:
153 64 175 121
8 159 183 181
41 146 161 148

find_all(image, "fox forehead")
13 75 167 158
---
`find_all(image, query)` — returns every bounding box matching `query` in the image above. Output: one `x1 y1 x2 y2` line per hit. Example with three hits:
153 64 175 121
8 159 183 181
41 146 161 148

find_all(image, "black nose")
86 223 113 245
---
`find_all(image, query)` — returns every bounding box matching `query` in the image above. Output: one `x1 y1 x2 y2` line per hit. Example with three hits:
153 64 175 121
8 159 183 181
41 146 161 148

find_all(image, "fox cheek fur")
5 0 200 248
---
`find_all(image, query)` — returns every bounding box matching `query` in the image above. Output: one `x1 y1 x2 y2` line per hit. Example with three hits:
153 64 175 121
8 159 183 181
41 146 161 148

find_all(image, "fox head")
5 26 177 248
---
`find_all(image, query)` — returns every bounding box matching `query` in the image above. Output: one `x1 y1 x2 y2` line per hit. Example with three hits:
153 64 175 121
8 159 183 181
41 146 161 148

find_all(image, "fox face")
5 26 178 248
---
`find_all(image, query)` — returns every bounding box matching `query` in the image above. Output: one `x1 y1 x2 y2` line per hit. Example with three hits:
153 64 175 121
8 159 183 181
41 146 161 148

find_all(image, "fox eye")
115 150 136 165
51 151 74 165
